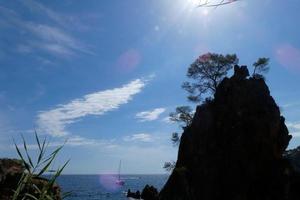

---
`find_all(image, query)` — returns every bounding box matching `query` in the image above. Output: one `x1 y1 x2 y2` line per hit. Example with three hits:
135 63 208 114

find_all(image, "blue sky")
0 0 300 174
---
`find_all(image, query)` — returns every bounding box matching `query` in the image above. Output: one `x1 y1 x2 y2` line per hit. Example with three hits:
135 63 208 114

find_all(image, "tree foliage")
168 106 194 146
252 57 270 79
163 161 176 172
169 106 194 129
171 132 180 146
182 53 238 102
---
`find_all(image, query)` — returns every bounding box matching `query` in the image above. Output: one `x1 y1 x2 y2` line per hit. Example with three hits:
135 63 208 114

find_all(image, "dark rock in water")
127 189 141 199
159 66 300 200
141 185 159 200
0 158 61 200
127 185 159 200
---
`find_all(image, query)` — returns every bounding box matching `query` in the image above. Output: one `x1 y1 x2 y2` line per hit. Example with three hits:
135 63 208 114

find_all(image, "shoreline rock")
0 158 61 200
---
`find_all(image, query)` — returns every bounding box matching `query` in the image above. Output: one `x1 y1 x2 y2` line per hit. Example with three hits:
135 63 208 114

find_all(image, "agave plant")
12 132 70 200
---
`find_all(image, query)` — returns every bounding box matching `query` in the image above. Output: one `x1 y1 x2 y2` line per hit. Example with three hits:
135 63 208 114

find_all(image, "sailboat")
116 160 125 185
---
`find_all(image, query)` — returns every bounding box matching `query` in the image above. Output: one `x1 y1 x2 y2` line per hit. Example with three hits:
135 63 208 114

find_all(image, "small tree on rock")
182 53 238 102
252 57 270 79
169 106 194 129
169 106 194 146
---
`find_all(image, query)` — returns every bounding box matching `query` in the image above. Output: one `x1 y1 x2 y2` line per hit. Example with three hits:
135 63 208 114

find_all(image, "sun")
187 0 206 6
187 0 199 6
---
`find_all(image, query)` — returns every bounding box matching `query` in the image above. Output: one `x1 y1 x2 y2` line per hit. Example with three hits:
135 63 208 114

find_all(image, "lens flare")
99 174 122 192
116 49 141 72
275 44 300 72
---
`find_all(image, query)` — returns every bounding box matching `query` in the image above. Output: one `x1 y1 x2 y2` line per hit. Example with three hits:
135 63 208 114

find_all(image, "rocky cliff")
0 158 61 200
159 66 300 200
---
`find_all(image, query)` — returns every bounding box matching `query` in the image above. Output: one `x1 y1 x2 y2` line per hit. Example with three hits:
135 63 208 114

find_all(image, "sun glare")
187 0 202 6
185 0 210 16
185 0 211 17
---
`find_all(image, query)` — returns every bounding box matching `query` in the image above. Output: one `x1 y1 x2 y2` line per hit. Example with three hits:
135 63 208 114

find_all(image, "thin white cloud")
161 116 174 124
13 135 117 150
26 24 93 55
20 0 98 32
287 122 300 137
291 132 300 137
16 44 33 54
123 133 154 142
0 6 92 57
282 102 300 109
23 23 92 57
20 0 64 26
136 108 166 122
37 79 146 137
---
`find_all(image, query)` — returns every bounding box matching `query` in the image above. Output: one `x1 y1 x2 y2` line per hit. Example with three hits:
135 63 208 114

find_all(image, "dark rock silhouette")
284 146 300 199
127 189 141 199
158 65 300 200
0 158 61 200
141 185 159 200
285 146 300 173
233 65 249 80
0 159 24 199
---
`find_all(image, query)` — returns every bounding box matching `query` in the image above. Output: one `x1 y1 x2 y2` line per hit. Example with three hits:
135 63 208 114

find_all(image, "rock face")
159 66 300 200
0 158 61 200
0 159 25 200
285 147 300 173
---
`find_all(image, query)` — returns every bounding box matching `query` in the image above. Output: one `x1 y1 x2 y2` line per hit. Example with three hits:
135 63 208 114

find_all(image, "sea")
55 174 169 200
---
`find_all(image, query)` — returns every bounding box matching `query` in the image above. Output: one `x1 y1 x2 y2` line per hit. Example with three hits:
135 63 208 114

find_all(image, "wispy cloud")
123 133 154 142
20 0 65 26
0 5 92 58
25 24 93 56
37 79 146 137
16 44 33 54
286 122 300 137
20 0 99 32
66 135 116 148
135 108 166 122
13 135 117 150
281 102 300 109
161 116 173 124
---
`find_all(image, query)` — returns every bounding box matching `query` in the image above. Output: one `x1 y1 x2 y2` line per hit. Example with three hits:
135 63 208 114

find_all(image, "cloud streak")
25 24 93 56
286 122 300 137
20 0 65 26
15 135 117 150
0 5 92 57
37 79 146 137
123 133 154 142
136 108 166 122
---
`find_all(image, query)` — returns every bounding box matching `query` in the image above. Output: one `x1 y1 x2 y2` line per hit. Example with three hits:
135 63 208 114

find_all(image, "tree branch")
198 0 239 8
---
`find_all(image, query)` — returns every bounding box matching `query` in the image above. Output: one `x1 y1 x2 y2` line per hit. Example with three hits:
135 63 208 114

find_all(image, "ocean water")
56 175 169 200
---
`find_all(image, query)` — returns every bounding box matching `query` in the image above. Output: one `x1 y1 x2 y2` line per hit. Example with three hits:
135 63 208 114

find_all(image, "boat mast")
118 160 121 180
